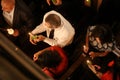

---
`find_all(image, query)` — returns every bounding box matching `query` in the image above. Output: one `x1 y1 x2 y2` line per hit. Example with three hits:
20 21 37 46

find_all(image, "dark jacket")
0 0 36 55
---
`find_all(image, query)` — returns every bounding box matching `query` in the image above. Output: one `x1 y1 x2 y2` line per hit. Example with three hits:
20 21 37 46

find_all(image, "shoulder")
50 46 67 56
50 46 64 52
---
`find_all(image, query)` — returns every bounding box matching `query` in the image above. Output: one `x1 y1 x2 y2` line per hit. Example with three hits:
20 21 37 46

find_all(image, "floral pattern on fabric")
87 26 115 52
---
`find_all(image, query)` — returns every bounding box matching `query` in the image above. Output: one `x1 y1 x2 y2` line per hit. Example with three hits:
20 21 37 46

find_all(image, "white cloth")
112 45 120 57
3 7 15 25
31 10 75 48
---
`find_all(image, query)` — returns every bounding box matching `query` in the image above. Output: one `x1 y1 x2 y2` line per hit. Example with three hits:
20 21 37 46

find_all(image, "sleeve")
31 23 46 35
51 46 68 74
43 27 74 48
31 10 56 35
43 37 58 47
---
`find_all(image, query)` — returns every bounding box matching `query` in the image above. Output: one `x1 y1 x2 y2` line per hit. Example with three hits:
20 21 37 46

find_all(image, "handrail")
0 32 53 80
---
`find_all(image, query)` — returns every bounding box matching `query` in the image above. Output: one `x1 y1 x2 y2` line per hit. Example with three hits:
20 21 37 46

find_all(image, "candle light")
86 59 97 74
7 28 14 35
86 59 92 65
83 45 86 50
83 45 87 53
84 0 91 7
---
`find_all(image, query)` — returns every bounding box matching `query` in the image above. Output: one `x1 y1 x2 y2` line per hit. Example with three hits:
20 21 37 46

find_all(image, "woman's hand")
33 52 40 61
83 45 89 53
89 51 96 59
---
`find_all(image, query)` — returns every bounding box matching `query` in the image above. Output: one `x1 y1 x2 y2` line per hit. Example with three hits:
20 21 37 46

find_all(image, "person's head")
45 14 61 29
1 0 15 12
90 24 113 44
37 50 62 68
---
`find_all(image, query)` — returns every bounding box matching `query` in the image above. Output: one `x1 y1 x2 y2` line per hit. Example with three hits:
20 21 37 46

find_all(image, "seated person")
33 46 68 79
84 24 114 57
83 24 117 78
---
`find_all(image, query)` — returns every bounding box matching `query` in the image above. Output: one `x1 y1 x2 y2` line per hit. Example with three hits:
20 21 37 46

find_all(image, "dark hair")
45 14 61 27
91 24 113 44
37 50 62 68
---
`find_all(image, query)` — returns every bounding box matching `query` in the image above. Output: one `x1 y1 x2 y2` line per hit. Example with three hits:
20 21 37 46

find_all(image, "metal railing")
0 32 53 80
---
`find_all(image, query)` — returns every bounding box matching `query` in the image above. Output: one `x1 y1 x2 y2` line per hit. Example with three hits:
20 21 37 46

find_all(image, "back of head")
91 24 113 44
45 14 61 27
37 50 62 68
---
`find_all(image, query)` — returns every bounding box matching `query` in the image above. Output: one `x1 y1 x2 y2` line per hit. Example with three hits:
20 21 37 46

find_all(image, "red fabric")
108 60 114 67
101 71 113 80
101 60 114 80
101 71 120 80
42 46 68 78
101 60 120 80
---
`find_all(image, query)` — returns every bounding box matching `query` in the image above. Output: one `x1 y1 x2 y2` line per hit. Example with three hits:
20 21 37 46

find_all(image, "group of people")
0 0 75 79
0 0 120 80
82 24 120 80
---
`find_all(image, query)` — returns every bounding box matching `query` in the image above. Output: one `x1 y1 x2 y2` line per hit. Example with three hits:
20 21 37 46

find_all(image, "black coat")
0 0 36 56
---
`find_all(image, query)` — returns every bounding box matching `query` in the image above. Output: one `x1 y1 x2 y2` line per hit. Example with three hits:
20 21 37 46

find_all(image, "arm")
84 28 89 53
33 47 50 61
31 23 46 35
29 23 46 45
96 51 109 57
89 51 109 59
44 25 75 47
43 33 71 48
